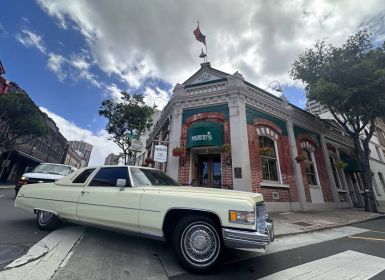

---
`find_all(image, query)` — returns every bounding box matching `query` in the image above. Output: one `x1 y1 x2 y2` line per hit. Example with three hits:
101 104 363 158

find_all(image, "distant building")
68 140 93 167
0 91 67 184
104 153 121 165
61 144 82 168
305 100 329 115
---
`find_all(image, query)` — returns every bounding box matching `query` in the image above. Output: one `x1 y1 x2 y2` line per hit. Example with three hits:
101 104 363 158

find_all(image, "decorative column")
286 120 307 211
320 135 341 207
166 104 183 181
228 74 252 192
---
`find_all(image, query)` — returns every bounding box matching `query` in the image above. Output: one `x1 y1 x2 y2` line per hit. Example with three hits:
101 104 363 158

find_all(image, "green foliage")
291 31 385 127
99 91 154 164
291 30 385 212
0 93 48 154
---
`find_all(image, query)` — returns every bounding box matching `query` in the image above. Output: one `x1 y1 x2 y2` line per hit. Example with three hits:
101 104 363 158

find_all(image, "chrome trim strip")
25 196 161 213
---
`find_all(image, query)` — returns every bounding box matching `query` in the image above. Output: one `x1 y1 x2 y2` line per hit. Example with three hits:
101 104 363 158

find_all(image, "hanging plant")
172 147 185 157
259 146 273 156
220 144 232 154
295 154 306 163
335 160 348 169
144 158 154 166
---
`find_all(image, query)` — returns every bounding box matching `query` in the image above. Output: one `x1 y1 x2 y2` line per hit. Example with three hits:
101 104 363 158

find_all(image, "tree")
99 92 154 165
0 92 48 156
290 30 385 212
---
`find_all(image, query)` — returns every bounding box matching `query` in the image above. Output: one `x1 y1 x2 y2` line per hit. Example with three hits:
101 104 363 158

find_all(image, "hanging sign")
154 145 168 162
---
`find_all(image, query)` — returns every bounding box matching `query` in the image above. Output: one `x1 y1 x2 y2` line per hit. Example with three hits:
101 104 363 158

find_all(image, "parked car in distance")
15 165 274 273
15 163 76 196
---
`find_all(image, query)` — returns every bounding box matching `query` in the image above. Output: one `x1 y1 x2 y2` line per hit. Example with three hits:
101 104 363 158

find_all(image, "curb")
274 214 385 238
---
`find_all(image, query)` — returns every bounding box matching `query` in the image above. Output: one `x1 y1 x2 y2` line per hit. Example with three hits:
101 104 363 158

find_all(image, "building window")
379 172 385 192
259 136 279 182
330 156 344 189
303 149 318 185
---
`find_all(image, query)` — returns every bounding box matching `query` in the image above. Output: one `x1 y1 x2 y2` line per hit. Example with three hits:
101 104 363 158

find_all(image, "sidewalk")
270 208 384 237
0 185 14 189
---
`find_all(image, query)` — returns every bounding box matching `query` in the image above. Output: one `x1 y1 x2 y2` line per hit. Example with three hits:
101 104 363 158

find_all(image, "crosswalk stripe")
348 236 385 242
258 250 385 280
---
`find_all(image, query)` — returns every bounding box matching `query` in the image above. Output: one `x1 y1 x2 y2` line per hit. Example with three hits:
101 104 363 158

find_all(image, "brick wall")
178 112 233 188
296 135 334 202
248 120 299 203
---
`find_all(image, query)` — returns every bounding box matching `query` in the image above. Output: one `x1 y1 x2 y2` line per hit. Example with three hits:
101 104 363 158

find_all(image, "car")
15 165 274 273
15 163 76 197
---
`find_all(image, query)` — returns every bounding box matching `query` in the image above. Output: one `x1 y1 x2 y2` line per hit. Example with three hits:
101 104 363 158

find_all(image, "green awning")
340 153 362 172
187 121 224 147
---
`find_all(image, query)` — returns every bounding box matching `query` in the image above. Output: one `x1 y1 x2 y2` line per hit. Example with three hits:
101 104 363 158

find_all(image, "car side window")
73 168 96 184
89 167 129 187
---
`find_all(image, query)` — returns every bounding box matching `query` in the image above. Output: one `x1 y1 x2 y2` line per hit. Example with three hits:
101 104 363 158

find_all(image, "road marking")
348 236 385 242
0 195 5 198
0 226 85 280
258 250 385 280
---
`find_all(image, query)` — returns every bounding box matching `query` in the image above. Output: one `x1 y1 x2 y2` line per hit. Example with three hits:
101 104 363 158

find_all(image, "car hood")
22 172 64 180
143 186 264 205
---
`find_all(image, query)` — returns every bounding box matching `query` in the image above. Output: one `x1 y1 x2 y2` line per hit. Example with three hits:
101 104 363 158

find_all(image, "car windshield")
130 168 179 187
31 164 72 176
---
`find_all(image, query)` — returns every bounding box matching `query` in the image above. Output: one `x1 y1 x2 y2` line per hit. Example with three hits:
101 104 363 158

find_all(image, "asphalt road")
0 187 49 269
171 218 385 280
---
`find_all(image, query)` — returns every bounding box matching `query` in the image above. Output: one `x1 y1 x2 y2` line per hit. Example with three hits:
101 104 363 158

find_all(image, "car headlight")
18 176 27 185
229 210 255 224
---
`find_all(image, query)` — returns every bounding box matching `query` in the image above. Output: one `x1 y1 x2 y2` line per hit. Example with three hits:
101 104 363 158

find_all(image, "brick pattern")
297 138 334 203
178 112 233 189
248 120 299 203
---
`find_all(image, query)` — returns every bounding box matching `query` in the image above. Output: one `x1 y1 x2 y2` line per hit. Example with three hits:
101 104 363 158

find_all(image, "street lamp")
265 81 283 96
153 96 169 108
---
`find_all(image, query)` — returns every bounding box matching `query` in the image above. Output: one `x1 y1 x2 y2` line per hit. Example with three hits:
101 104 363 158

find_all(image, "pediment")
183 64 229 86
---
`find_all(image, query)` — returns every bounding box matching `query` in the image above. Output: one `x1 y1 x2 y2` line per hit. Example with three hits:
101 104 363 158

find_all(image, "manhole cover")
293 222 313 227
0 245 26 265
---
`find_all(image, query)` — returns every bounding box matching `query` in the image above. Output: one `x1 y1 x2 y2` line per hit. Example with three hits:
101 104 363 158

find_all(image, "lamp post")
153 96 169 108
265 81 283 97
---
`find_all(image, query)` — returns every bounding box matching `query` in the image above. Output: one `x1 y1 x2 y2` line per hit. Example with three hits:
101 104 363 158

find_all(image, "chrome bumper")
222 221 274 249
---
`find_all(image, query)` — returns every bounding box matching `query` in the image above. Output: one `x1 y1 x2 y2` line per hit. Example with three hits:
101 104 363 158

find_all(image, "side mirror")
116 179 127 190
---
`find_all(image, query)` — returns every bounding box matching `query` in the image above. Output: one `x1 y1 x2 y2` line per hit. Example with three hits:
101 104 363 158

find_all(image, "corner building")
147 62 363 212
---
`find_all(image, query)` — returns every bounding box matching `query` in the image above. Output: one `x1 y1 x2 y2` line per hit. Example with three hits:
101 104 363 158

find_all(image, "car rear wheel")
36 210 61 231
172 215 222 273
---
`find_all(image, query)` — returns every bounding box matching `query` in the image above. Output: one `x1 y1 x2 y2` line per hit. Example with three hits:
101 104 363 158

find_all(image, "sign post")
154 145 168 163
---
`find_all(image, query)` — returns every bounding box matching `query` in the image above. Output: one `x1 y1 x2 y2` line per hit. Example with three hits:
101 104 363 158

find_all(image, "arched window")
259 136 279 182
303 149 318 185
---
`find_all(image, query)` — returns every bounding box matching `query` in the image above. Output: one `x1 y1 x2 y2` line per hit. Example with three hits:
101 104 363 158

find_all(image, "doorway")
197 154 221 188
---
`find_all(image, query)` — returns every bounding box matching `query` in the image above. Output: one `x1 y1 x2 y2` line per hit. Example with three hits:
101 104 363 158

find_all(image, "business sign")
187 121 224 147
154 145 168 162
131 140 143 151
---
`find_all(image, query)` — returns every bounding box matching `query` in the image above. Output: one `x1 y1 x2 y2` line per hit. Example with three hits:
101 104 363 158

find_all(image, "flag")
193 24 206 46
0 61 5 75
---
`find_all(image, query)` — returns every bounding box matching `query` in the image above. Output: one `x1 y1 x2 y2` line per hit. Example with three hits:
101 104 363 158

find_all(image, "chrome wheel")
181 222 220 265
38 211 53 225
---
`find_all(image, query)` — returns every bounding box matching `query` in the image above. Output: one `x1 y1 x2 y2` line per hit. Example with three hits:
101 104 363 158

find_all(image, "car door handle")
81 191 90 196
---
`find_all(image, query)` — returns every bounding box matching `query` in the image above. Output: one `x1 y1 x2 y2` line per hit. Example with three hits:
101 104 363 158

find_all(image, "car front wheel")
36 210 61 231
173 215 222 273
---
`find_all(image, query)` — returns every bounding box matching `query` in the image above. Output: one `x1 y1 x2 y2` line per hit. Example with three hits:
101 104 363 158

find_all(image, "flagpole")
205 43 208 62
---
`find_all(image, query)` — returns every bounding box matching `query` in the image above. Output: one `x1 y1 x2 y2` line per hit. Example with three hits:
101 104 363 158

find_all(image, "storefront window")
259 136 279 182
304 149 317 185
330 156 343 189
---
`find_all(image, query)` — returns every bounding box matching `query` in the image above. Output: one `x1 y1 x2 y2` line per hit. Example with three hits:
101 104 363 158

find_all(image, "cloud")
0 23 8 38
15 29 46 53
40 107 120 166
143 87 170 110
47 53 67 81
36 0 385 93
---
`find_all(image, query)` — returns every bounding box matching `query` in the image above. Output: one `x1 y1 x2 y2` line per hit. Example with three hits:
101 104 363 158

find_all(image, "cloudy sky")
1 0 384 165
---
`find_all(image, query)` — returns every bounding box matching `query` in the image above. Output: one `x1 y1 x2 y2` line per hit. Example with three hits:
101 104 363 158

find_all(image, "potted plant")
259 146 273 156
295 154 306 163
144 158 155 166
220 144 231 154
172 147 185 157
335 160 348 169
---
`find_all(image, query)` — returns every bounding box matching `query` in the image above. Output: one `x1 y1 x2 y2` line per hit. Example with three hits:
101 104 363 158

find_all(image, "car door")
76 166 144 232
